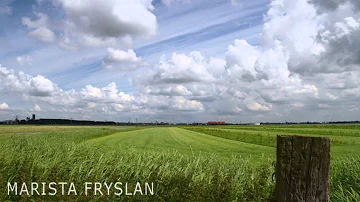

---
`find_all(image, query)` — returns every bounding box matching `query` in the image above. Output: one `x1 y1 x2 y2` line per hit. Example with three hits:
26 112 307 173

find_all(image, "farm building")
207 121 226 125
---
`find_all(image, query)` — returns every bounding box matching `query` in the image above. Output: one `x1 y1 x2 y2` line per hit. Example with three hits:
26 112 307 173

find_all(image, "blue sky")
1 0 360 123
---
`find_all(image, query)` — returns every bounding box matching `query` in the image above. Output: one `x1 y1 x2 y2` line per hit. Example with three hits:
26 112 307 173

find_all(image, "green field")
0 124 359 201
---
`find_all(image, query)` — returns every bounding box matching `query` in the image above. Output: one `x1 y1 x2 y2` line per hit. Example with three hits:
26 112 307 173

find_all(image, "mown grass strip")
182 126 277 147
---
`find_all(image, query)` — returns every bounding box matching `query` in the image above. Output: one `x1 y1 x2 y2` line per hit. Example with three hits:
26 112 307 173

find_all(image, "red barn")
207 121 226 125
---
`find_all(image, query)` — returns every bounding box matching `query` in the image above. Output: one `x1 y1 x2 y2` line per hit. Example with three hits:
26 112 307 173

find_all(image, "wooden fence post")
275 135 330 202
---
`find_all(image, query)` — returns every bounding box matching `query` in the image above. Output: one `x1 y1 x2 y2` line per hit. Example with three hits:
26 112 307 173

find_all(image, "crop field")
0 124 359 201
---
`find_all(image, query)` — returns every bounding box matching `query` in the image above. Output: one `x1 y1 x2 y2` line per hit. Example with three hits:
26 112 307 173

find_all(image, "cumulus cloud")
1 64 210 120
34 104 41 111
233 107 243 113
59 36 77 50
102 48 144 70
0 66 54 96
171 97 204 111
22 12 49 28
309 0 360 12
146 85 192 96
0 103 9 110
87 102 97 109
81 35 117 48
80 82 134 103
221 0 359 112
0 64 140 115
54 0 157 48
29 75 57 96
247 102 271 112
22 12 56 43
21 0 158 48
113 103 124 112
130 0 360 121
327 93 338 100
16 55 33 65
28 27 56 42
60 0 156 38
142 52 224 85
225 39 260 82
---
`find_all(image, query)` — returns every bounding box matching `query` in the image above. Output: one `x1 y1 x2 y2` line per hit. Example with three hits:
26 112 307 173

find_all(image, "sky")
0 0 359 123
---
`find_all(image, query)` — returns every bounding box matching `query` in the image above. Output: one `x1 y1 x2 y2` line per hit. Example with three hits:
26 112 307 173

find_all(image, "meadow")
0 124 359 201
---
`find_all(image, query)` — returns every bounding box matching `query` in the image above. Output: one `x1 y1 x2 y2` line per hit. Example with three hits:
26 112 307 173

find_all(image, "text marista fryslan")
8 182 154 196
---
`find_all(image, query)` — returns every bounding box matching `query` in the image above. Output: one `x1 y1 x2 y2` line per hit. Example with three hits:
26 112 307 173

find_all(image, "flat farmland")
0 125 359 201
183 124 360 157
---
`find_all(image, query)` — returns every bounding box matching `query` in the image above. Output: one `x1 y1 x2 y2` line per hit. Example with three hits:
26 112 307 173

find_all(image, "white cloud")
102 48 144 70
247 102 271 112
26 0 158 48
327 93 337 100
16 55 33 65
0 65 140 115
142 52 223 85
59 36 77 50
28 27 56 43
22 12 49 29
304 85 319 96
171 97 204 111
19 0 158 49
81 35 117 47
22 12 56 43
60 0 157 41
87 102 97 109
81 82 134 103
34 104 41 111
226 39 260 82
0 103 9 110
113 104 124 112
309 0 360 11
233 107 243 113
146 85 192 96
29 75 57 96
119 35 134 48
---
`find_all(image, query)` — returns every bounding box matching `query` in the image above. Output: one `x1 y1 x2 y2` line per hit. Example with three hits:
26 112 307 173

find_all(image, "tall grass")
0 129 275 201
331 157 360 201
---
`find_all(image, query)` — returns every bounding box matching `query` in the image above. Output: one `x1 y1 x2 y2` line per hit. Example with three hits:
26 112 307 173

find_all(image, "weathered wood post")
275 135 330 202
